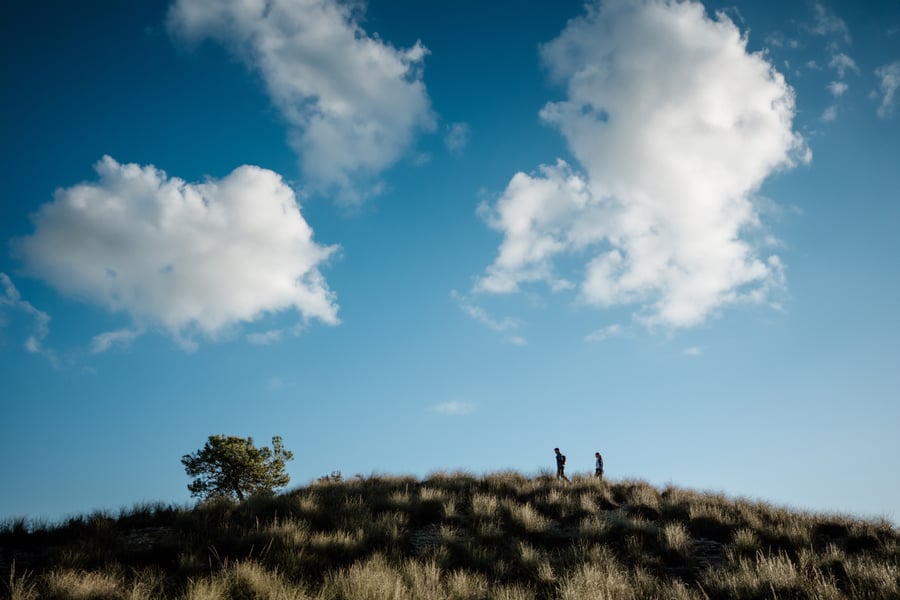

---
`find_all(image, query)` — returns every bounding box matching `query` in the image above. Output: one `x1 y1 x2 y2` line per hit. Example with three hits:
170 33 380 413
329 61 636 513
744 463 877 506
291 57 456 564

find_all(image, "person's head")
595 452 600 457
554 448 560 453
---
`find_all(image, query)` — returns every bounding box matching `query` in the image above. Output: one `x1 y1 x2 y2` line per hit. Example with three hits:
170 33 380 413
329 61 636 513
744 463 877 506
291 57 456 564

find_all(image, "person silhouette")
594 452 604 481
554 447 569 482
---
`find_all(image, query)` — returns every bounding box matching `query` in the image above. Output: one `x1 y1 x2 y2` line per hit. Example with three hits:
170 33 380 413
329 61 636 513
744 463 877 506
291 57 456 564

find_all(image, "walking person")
594 452 604 481
554 448 569 482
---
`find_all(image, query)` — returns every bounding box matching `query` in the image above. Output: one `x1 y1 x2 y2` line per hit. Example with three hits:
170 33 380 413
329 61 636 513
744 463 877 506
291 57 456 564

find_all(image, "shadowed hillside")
3 472 898 599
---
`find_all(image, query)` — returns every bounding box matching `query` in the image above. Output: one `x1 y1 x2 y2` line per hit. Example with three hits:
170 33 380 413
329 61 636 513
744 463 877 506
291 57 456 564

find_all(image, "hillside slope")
3 472 898 599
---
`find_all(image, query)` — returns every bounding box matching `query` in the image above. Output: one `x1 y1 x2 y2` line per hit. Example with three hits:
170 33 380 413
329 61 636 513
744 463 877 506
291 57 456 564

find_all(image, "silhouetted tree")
181 434 293 501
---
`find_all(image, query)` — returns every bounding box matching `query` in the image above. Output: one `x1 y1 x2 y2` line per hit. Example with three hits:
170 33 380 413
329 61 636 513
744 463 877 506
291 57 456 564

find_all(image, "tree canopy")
181 434 294 501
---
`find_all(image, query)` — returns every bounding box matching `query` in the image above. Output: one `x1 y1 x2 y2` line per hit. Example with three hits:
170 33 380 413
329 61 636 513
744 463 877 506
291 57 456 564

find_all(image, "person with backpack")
554 447 569 482
594 452 604 480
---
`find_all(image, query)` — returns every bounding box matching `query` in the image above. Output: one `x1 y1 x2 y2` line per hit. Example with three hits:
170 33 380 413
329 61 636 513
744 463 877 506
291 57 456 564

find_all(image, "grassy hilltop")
3 472 898 599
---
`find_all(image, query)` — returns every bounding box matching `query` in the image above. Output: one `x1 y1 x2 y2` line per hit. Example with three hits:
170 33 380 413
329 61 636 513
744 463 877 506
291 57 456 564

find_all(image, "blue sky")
2 0 899 526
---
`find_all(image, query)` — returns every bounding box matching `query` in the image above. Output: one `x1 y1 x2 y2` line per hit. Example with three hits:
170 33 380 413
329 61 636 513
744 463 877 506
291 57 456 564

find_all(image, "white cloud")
444 122 471 155
805 4 857 99
475 0 807 329
433 401 474 416
476 161 585 296
808 2 851 45
246 322 307 345
822 74 852 125
764 32 784 48
875 61 900 118
14 156 339 348
451 290 526 345
828 81 848 97
90 327 142 354
764 31 798 50
829 53 859 78
683 346 702 356
584 323 623 343
0 273 56 365
168 0 436 204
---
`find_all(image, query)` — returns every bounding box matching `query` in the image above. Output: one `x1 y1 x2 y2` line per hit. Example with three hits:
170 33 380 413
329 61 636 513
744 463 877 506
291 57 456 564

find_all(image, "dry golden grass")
2 472 897 599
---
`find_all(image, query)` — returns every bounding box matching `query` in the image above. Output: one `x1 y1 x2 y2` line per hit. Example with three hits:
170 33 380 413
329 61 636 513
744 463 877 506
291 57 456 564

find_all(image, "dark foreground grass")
2 472 898 599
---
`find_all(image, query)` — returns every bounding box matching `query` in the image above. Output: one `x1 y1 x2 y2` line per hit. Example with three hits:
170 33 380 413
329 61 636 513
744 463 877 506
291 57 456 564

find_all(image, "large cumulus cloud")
14 156 338 347
477 0 808 328
168 0 436 204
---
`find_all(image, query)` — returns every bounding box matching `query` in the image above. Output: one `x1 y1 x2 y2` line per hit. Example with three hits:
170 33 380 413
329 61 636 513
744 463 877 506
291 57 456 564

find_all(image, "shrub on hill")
181 435 294 502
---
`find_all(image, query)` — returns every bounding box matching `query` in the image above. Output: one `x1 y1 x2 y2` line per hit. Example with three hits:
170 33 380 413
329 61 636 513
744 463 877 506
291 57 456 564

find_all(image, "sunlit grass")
1 472 897 599
44 568 124 599
6 563 38 600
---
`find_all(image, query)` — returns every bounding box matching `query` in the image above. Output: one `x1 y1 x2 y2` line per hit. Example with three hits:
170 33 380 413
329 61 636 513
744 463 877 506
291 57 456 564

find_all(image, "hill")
3 472 898 599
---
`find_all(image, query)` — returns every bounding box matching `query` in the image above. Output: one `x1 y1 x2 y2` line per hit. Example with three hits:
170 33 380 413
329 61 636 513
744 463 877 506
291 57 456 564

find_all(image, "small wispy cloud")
820 57 856 123
820 67 859 123
821 105 839 122
0 272 57 366
764 31 799 50
90 327 142 354
412 152 432 166
433 401 474 416
828 81 849 97
807 2 851 45
247 330 285 345
875 61 900 118
584 324 624 343
458 302 518 332
246 323 306 346
451 290 526 345
829 53 859 78
802 3 857 128
683 346 703 356
444 122 471 155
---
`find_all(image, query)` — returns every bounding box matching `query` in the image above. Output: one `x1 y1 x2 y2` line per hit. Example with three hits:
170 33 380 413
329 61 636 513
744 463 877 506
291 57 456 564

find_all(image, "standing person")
594 452 604 481
554 448 569 482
